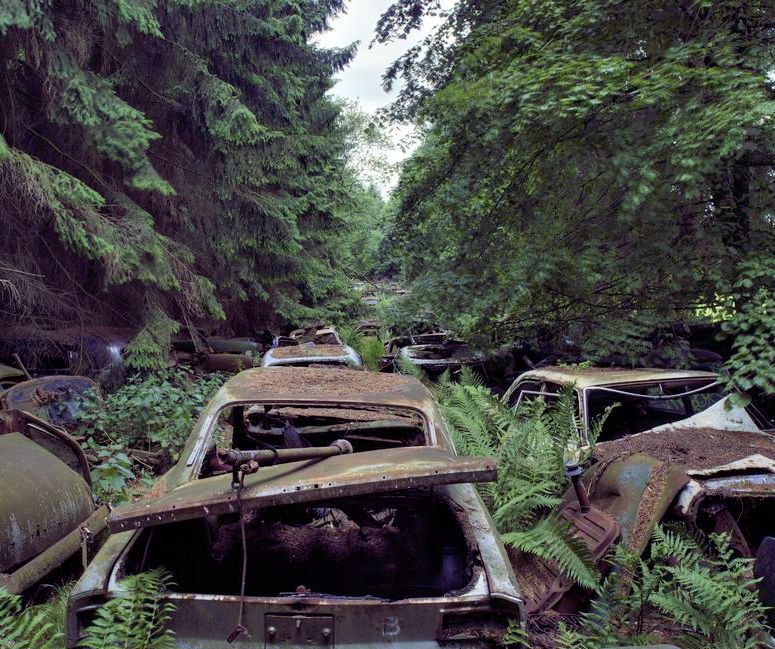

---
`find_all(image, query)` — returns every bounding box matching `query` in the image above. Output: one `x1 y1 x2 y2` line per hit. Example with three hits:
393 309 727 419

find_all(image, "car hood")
108 446 496 532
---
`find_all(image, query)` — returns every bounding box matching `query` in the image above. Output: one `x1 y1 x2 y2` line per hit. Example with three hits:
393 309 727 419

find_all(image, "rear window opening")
121 492 474 600
199 404 426 479
586 380 725 442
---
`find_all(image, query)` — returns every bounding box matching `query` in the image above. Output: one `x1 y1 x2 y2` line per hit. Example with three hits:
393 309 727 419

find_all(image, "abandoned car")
397 340 486 379
502 366 732 443
67 368 524 648
0 375 100 427
288 325 343 345
503 367 775 623
0 326 126 378
0 408 107 594
262 343 362 368
0 362 26 390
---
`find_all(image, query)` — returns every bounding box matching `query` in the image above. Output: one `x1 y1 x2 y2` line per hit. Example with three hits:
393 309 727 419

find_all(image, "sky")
315 1 454 191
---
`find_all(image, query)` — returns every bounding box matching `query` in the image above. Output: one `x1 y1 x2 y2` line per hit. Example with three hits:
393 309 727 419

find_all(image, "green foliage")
0 587 65 649
80 368 224 454
80 569 175 649
380 0 775 387
0 0 365 360
124 310 181 370
556 526 769 649
85 442 137 502
436 368 599 589
338 324 386 371
78 368 225 500
722 256 775 395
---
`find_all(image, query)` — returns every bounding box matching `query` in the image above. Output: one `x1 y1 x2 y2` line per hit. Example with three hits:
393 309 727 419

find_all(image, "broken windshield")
585 379 725 442
199 403 426 479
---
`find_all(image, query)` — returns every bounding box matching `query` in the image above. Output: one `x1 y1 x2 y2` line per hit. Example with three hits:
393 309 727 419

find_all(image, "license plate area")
265 614 334 647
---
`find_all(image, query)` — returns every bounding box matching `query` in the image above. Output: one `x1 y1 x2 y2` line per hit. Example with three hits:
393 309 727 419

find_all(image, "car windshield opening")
587 380 725 442
200 404 426 478
121 492 474 600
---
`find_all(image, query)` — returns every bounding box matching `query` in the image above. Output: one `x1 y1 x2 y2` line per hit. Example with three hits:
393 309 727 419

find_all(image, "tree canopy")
380 0 775 389
0 0 377 364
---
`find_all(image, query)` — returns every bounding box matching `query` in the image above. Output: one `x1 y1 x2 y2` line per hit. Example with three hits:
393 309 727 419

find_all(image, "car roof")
266 344 352 360
262 344 362 367
515 366 718 390
214 366 431 408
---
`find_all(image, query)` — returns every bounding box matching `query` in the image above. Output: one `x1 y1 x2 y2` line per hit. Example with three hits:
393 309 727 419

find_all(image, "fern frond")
0 588 61 649
80 568 176 649
502 516 600 590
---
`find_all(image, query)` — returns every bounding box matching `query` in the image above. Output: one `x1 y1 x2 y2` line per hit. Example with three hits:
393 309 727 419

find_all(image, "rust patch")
270 345 349 359
594 427 775 470
629 463 669 552
140 473 170 501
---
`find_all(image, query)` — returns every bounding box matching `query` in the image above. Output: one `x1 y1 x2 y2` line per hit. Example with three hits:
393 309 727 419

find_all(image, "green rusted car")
67 368 524 648
0 408 107 594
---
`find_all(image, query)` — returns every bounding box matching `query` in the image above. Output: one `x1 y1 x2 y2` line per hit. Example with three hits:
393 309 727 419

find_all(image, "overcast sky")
315 1 454 190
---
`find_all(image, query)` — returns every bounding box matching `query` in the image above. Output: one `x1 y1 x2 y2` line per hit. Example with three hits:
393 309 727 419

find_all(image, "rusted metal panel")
508 367 717 391
0 375 100 426
130 596 501 648
0 505 108 595
0 432 95 572
199 353 261 373
577 453 689 554
0 409 91 482
108 447 497 532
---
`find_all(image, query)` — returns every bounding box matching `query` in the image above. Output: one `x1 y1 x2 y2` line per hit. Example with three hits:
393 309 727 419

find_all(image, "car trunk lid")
108 446 496 532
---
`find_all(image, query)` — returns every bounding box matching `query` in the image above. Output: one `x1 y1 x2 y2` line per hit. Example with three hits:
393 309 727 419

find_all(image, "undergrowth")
80 569 175 649
436 368 771 647
0 584 69 649
78 368 225 501
436 367 601 589
557 526 769 649
339 324 386 371
0 570 174 649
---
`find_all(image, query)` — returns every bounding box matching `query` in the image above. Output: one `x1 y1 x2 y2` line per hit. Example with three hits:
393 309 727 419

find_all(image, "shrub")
79 368 225 457
556 526 770 649
78 368 225 501
80 569 175 649
338 324 387 371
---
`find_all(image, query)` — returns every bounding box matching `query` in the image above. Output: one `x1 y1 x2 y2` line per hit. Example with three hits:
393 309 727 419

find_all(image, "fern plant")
556 526 770 649
436 368 599 589
80 569 175 649
0 588 63 649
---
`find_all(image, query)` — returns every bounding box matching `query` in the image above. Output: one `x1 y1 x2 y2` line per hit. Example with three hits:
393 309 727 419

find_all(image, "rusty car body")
397 341 486 378
0 375 100 427
67 368 524 648
0 326 127 378
503 367 775 622
0 362 26 390
502 366 729 443
262 344 363 369
0 408 107 594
